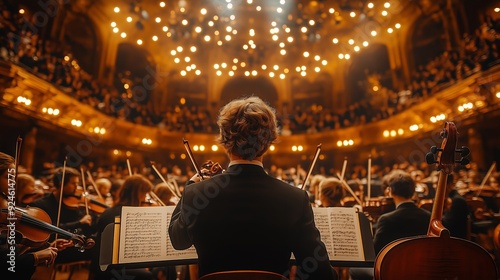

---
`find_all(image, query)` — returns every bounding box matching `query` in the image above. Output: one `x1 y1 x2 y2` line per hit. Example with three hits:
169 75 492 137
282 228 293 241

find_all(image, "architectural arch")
62 13 101 76
345 43 391 104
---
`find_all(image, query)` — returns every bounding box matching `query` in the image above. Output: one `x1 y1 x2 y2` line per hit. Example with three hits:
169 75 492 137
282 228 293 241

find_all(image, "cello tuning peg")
425 152 438 164
430 146 442 154
456 146 470 157
456 157 470 166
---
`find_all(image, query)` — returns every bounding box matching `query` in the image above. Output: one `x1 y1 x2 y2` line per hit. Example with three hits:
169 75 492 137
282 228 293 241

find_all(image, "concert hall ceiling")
68 0 421 80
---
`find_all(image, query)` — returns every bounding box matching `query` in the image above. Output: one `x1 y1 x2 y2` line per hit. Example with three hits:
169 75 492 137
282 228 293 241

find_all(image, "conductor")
169 96 337 279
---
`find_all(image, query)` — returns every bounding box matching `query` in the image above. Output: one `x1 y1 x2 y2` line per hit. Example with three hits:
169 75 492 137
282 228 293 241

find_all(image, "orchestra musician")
90 174 153 280
0 152 58 279
169 96 338 279
308 174 326 204
154 182 177 206
28 166 95 264
94 178 114 207
442 173 470 239
16 173 44 207
350 169 431 280
318 177 345 207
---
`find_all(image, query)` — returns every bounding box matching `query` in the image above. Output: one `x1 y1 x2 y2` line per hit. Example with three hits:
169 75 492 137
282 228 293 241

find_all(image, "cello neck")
425 121 469 237
427 173 448 237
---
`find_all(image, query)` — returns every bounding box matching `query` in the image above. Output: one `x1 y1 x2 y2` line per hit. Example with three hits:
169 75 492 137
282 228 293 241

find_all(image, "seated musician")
16 173 44 207
350 169 431 280
319 177 345 207
169 96 338 280
94 177 114 207
443 173 470 239
0 152 58 279
29 166 95 263
90 174 153 280
154 182 177 206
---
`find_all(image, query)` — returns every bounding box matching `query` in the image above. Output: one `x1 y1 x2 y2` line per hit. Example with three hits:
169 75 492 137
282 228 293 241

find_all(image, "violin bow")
150 161 180 200
80 167 90 216
367 154 372 201
476 161 496 197
183 138 205 181
126 158 133 176
340 156 348 182
301 144 322 190
14 136 22 193
86 170 103 199
336 172 363 206
55 156 67 239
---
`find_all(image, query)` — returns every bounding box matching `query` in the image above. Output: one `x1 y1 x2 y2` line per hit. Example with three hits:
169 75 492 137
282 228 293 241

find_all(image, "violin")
0 198 94 251
201 160 224 177
183 138 224 180
63 187 109 214
20 189 44 205
374 121 497 279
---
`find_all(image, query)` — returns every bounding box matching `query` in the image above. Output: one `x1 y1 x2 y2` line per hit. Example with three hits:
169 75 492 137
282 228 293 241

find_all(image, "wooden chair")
199 270 288 280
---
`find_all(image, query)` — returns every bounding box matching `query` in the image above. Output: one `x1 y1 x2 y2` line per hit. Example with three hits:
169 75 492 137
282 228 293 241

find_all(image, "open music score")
118 206 197 264
313 207 366 261
100 206 374 271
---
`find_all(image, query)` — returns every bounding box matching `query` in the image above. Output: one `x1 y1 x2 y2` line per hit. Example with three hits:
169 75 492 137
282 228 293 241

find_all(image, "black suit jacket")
373 201 431 254
169 164 336 279
442 190 469 239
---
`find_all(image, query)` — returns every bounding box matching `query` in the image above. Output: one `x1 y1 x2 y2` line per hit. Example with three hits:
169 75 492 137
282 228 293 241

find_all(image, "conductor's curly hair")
216 96 278 160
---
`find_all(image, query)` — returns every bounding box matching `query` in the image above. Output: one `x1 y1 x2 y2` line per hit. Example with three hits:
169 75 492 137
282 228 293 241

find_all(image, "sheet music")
119 206 197 264
313 207 365 261
116 206 366 265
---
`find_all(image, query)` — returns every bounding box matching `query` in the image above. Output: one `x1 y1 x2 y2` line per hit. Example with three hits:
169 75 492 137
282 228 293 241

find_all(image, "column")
22 127 38 175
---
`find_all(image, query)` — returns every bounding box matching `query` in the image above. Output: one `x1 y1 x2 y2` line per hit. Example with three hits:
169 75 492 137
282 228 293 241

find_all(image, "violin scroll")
72 234 95 252
201 160 224 177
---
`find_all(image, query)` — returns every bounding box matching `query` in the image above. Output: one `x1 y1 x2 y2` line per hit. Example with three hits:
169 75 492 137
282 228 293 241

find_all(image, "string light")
107 2 401 78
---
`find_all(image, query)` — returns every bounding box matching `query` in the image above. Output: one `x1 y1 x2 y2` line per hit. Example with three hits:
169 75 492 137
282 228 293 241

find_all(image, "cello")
374 121 498 280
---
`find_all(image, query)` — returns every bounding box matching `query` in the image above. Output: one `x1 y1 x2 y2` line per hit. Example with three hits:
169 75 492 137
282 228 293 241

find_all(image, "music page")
312 207 365 261
119 206 197 264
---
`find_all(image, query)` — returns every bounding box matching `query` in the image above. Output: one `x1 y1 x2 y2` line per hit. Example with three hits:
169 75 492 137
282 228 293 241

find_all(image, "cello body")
374 122 498 279
374 234 497 280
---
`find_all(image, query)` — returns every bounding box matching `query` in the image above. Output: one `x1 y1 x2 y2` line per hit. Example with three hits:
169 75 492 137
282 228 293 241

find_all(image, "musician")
319 177 345 207
308 174 326 204
442 173 470 239
90 174 153 280
350 169 431 280
169 96 338 279
0 152 58 279
154 182 177 206
28 166 94 263
16 173 44 207
94 177 114 207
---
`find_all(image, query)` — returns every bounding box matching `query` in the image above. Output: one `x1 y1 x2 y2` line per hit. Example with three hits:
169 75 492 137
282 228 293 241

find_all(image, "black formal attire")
169 163 337 280
90 205 153 280
0 242 36 280
373 201 431 254
29 193 94 263
350 201 431 280
442 189 470 239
